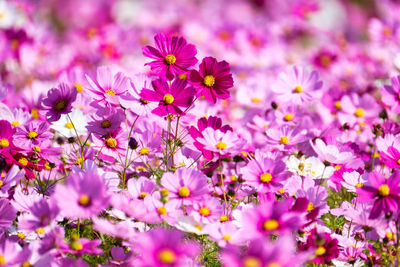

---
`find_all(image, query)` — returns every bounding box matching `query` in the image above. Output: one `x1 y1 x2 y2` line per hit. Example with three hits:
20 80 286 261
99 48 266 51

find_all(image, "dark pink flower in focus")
41 83 77 122
189 56 234 103
142 33 198 80
140 78 195 117
357 171 400 219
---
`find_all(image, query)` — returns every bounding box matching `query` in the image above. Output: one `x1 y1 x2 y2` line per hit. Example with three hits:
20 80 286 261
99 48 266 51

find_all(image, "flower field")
1 0 400 266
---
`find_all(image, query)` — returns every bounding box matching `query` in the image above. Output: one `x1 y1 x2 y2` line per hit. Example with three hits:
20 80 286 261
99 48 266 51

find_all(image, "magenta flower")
86 106 124 136
53 170 110 219
357 171 400 219
160 168 209 206
189 56 234 103
0 120 15 152
142 33 198 80
135 228 200 267
241 153 288 193
86 66 129 107
299 229 339 265
41 83 77 122
13 121 52 151
381 75 400 113
271 66 323 105
188 196 224 223
140 78 195 117
380 146 400 169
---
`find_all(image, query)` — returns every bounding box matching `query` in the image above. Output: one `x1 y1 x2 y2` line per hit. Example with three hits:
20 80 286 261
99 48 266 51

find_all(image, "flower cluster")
1 0 400 266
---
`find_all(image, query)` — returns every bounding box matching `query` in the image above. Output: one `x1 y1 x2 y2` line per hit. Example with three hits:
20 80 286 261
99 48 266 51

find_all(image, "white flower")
286 155 335 179
0 2 23 29
50 109 87 138
174 215 207 235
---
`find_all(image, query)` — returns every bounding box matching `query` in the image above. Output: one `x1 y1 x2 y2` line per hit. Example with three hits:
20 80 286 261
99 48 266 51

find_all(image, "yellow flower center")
18 158 28 166
44 162 52 170
140 98 150 104
0 255 5 265
11 121 19 127
75 83 83 93
31 108 40 119
398 93 400 101
139 192 148 199
21 262 32 267
0 139 9 148
263 219 279 230
397 158 400 166
216 141 227 150
0 180 3 188
307 202 314 212
284 113 294 121
280 136 289 145
203 75 216 87
251 97 261 103
293 85 303 93
17 232 26 239
266 263 281 267
54 100 67 111
178 73 187 80
355 183 363 188
65 122 74 129
178 186 190 198
35 227 45 234
220 215 229 222
33 146 41 153
70 241 83 251
106 137 117 148
101 120 111 128
259 172 272 183
315 246 326 256
27 131 39 139
278 188 285 194
158 248 176 264
386 232 395 240
139 147 150 155
105 89 115 96
378 184 390 197
163 94 174 104
164 54 176 65
160 188 169 198
354 108 365 118
223 235 231 241
199 207 211 216
334 101 341 110
243 256 262 267
157 207 167 215
79 194 91 206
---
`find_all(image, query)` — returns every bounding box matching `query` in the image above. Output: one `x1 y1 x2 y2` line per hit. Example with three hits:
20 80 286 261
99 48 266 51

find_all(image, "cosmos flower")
357 171 400 219
140 78 195 117
86 106 124 136
0 198 16 229
0 120 15 152
381 75 400 113
189 56 234 103
53 170 110 219
50 109 87 138
142 33 198 80
160 167 209 206
0 165 25 197
13 121 52 151
41 83 77 122
271 66 323 105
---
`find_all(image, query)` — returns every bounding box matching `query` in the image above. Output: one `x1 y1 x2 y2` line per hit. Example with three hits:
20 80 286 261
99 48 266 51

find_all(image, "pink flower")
310 138 355 165
271 66 323 105
86 66 129 107
142 33 198 80
189 56 234 103
140 78 195 117
86 106 124 136
13 121 52 152
337 93 379 127
381 75 400 113
357 171 400 219
41 83 77 122
0 198 16 229
188 196 224 223
265 125 307 151
160 168 209 206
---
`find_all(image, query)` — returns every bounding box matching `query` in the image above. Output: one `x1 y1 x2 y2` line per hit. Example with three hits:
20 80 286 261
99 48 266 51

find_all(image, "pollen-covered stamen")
17 232 26 239
263 219 279 230
0 138 9 148
0 254 5 265
199 207 211 217
105 89 116 96
334 101 341 110
139 192 148 199
139 147 150 155
157 207 167 215
378 184 390 197
259 172 272 183
284 113 294 121
203 75 215 87
164 54 176 65
0 180 3 188
75 83 83 93
293 85 303 93
178 186 190 198
307 202 314 212
280 136 289 145
354 108 365 118
355 183 363 188
78 194 91 206
27 131 39 139
33 146 41 153
163 94 174 104
251 97 261 103
65 122 74 129
18 158 28 166
216 141 227 150
315 246 326 256
70 240 83 251
54 100 67 111
242 257 261 267
220 215 229 222
11 121 19 127
158 248 176 264
106 137 117 148
223 235 231 241
101 120 112 128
